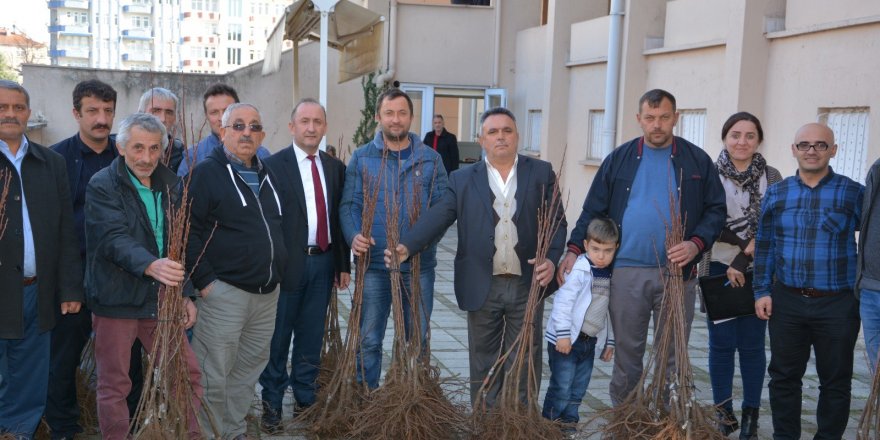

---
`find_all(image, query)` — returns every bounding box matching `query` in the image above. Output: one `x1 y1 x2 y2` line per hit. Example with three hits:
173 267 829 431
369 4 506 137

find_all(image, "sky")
4 1 50 43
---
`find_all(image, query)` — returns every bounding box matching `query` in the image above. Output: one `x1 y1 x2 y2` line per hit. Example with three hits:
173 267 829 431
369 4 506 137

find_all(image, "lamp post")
310 0 339 151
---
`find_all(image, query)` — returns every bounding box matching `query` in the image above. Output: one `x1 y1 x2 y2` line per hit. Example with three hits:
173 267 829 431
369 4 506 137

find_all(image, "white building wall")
516 0 880 230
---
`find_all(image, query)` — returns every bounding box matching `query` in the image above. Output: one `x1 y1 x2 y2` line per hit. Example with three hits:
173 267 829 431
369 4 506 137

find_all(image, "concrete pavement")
259 225 873 439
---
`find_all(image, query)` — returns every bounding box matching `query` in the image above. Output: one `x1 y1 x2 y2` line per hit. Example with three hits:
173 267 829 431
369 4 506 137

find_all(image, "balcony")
49 48 90 59
49 24 91 36
122 28 152 39
123 52 152 62
123 4 152 14
48 0 88 10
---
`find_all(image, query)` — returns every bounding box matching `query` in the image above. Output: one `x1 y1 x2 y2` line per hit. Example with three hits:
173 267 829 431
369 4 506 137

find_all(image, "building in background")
0 27 49 81
48 0 290 73
514 0 880 228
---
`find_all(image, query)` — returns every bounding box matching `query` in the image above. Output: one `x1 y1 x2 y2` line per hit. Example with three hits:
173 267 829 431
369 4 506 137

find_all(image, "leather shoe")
739 406 759 439
716 406 739 436
261 402 283 434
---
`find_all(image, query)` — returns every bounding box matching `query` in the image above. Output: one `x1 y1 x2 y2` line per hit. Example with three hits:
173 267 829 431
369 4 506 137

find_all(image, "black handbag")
698 270 756 322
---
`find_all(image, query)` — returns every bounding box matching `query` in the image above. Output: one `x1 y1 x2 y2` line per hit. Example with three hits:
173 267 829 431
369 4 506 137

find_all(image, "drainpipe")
374 0 397 85
601 0 625 154
492 0 501 86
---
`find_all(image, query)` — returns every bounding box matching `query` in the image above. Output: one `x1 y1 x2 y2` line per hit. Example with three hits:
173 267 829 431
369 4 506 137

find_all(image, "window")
66 11 89 26
191 0 203 10
132 15 150 28
674 109 707 148
227 47 241 65
227 24 242 41
228 0 243 17
587 110 606 159
191 46 216 59
820 107 870 183
524 110 542 152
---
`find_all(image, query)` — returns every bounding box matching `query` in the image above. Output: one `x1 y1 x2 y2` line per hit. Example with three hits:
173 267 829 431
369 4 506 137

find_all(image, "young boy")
542 217 618 427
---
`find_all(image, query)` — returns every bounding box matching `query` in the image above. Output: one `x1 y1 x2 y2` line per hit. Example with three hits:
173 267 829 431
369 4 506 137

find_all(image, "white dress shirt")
485 154 518 198
0 135 36 276
292 143 331 247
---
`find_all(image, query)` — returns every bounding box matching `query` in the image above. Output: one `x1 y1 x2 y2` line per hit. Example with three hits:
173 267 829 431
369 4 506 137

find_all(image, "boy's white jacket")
544 255 614 349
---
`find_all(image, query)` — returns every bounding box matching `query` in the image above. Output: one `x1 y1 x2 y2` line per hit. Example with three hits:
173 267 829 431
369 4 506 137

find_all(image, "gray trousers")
467 276 544 407
608 266 697 405
192 280 279 439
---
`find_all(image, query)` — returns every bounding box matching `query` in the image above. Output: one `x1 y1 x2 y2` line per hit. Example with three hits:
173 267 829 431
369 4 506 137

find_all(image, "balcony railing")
123 4 152 14
121 28 152 39
48 0 88 10
123 52 152 62
50 48 90 59
49 24 91 35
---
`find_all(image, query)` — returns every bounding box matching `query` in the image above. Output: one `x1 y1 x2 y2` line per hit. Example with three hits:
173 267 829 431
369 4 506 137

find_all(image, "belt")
495 273 519 279
578 331 596 340
305 245 330 256
781 283 842 298
23 276 37 286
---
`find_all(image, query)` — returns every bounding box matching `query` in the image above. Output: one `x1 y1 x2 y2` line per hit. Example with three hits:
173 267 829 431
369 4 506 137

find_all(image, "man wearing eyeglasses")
753 123 864 439
186 103 287 439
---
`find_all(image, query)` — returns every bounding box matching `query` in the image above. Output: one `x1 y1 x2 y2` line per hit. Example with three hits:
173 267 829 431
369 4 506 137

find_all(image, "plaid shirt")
754 168 864 299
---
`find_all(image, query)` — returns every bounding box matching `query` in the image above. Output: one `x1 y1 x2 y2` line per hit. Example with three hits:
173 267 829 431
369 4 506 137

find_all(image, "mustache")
92 124 111 131
239 135 253 142
0 118 20 125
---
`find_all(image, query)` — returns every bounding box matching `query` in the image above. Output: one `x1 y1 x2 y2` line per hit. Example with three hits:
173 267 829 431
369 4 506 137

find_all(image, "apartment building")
48 0 289 73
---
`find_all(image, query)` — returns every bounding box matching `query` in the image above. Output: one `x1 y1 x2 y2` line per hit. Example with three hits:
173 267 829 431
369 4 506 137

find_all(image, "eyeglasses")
225 123 263 133
795 142 830 152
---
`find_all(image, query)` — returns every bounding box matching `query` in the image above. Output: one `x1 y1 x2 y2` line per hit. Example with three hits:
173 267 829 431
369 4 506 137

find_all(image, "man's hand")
600 346 614 362
383 244 410 268
743 238 756 258
726 266 746 288
529 257 555 287
556 252 578 285
200 281 216 298
555 337 572 354
336 272 351 290
183 298 197 329
667 240 699 268
61 301 81 315
755 296 772 320
145 258 185 287
351 233 375 257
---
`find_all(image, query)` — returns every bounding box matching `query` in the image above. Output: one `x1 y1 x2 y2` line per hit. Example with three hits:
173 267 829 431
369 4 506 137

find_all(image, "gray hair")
137 87 178 113
221 103 262 127
0 80 29 107
480 107 517 125
116 113 168 152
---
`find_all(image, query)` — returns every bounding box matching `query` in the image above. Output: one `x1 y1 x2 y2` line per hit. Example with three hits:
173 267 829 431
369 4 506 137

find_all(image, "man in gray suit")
387 107 566 405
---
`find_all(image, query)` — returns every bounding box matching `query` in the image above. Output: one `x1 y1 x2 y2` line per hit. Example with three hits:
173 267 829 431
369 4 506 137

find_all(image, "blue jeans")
0 284 50 439
861 288 880 372
259 251 334 409
706 261 766 410
357 269 434 389
542 334 597 424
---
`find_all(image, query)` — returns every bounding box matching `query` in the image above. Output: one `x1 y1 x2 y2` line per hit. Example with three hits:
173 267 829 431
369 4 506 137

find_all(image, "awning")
262 0 384 83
